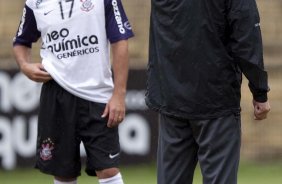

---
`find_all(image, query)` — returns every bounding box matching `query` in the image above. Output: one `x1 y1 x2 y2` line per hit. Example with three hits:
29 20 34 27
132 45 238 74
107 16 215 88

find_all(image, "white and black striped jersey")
14 0 134 103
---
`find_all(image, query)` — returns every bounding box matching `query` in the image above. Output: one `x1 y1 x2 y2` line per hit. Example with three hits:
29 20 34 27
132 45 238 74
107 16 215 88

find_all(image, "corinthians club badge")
80 0 94 12
40 138 55 161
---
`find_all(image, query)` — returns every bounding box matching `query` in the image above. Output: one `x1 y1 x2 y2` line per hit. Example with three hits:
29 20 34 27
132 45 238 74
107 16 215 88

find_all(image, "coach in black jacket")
146 0 270 184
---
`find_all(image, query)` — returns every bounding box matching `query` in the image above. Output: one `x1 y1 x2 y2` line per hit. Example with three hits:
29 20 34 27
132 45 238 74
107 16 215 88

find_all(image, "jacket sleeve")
226 0 269 102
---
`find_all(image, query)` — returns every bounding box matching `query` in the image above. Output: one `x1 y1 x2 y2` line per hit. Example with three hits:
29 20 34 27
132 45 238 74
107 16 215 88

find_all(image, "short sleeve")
104 0 134 43
13 4 41 48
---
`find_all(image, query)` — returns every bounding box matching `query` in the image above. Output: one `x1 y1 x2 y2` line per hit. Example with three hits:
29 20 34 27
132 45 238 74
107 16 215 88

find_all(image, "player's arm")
13 4 51 83
226 0 270 120
13 45 52 83
102 40 129 128
102 0 134 127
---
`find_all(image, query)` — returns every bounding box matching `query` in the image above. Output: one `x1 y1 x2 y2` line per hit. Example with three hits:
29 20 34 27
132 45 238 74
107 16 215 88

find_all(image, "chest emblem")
80 0 94 12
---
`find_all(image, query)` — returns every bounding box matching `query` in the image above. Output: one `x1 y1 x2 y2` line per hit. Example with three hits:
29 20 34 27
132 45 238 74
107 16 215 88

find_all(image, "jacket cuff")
253 93 268 103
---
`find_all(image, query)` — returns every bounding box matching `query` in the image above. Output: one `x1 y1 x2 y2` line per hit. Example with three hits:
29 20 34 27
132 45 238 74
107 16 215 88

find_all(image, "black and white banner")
0 69 158 170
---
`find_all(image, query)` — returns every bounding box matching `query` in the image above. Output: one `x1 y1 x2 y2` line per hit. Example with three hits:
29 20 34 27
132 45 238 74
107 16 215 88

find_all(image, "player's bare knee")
54 176 77 182
96 168 120 179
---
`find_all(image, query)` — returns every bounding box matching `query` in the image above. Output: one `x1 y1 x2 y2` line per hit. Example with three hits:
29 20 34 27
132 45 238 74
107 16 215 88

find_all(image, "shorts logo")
40 138 55 161
109 152 120 159
80 0 94 12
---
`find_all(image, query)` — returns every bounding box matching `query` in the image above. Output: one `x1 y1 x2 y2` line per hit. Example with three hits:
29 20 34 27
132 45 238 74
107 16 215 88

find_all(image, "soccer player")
146 0 270 184
13 0 133 184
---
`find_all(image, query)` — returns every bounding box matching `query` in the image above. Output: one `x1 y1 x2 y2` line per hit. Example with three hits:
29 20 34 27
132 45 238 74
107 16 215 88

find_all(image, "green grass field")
1 162 282 184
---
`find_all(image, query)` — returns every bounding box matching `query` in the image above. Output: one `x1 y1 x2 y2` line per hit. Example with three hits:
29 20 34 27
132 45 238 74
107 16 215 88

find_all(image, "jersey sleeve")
104 0 134 43
226 0 269 102
13 4 41 48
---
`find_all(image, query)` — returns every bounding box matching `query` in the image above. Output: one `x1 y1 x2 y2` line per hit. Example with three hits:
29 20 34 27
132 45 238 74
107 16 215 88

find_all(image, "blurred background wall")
0 0 281 167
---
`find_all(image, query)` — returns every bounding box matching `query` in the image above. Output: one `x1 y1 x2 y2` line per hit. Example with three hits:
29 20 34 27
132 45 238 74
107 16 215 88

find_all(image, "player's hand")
253 100 270 120
21 63 52 83
101 94 126 128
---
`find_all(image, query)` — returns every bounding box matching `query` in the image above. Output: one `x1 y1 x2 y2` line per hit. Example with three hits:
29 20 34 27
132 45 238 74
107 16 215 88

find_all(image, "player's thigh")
79 102 121 176
36 80 82 177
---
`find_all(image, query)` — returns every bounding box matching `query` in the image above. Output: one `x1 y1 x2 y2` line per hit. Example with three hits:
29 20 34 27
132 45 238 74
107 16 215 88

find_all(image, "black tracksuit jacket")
146 0 269 119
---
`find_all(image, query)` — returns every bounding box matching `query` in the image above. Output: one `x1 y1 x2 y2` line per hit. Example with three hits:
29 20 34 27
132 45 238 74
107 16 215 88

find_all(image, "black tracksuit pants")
157 113 241 184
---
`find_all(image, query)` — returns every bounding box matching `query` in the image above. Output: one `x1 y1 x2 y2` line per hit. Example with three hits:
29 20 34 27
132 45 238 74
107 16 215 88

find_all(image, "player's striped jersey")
14 0 134 103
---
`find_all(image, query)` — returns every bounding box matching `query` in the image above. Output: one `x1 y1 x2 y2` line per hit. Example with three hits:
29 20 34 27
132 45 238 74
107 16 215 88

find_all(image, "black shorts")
35 80 120 177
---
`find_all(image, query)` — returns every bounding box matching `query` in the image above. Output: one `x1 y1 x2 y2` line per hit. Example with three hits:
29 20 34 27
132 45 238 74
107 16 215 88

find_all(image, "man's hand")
101 94 126 128
101 40 129 128
253 100 270 120
13 45 52 83
21 62 52 83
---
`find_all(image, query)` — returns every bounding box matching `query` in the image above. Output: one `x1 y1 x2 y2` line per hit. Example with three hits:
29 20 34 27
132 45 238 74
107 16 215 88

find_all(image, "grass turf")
1 162 282 184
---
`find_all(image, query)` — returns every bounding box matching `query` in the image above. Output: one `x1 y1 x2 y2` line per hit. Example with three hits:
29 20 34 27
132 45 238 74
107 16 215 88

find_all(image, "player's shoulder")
25 0 39 9
104 0 123 6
